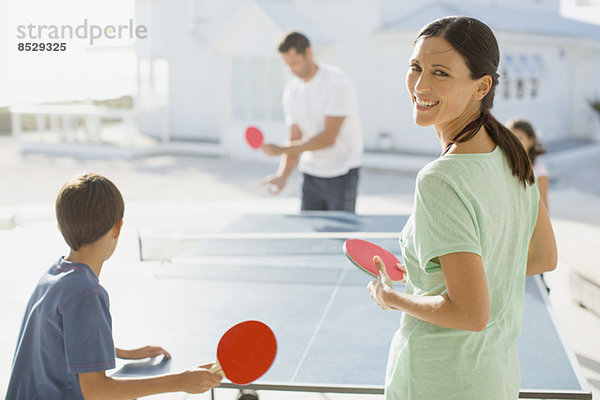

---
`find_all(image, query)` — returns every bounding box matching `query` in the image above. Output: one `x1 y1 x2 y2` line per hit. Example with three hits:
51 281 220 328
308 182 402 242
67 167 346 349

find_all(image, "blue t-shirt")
7 258 116 399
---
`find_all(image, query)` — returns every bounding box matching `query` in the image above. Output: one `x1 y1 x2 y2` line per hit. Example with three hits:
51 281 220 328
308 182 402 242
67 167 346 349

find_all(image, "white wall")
568 43 600 140
493 33 571 143
136 0 224 141
375 34 441 154
297 0 384 152
135 0 600 155
484 0 560 12
372 28 600 153
213 2 289 160
379 0 560 26
168 2 225 141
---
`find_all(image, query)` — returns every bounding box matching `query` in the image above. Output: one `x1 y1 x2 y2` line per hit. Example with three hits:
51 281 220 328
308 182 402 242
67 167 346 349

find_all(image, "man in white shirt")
261 31 363 212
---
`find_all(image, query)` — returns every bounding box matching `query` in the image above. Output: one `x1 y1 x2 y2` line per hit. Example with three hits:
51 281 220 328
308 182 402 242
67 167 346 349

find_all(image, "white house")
134 0 600 159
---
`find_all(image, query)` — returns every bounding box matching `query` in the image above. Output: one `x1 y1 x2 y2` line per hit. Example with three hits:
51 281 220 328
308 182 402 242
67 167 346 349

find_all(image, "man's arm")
288 115 345 154
262 116 346 157
260 124 302 194
276 123 303 178
78 365 221 400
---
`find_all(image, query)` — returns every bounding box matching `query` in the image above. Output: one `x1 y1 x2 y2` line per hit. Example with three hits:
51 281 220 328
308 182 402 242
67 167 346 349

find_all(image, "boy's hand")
178 364 223 393
116 345 171 360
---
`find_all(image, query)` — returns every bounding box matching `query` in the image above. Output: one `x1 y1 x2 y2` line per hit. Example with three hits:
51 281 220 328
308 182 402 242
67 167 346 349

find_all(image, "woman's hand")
368 256 396 310
396 261 407 284
116 345 171 360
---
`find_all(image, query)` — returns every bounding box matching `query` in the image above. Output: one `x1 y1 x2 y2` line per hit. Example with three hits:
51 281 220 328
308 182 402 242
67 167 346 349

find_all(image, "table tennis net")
138 233 400 262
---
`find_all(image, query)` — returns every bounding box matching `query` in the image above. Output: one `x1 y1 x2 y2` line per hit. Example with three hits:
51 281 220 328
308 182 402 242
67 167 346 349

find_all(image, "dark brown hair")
506 119 546 164
56 173 124 251
417 16 534 186
278 31 310 54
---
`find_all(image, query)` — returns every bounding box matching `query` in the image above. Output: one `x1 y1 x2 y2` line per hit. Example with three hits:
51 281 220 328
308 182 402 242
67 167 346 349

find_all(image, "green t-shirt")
386 146 539 399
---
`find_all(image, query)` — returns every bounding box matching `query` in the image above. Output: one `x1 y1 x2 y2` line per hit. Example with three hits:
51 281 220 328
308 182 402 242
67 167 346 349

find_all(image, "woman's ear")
475 75 493 100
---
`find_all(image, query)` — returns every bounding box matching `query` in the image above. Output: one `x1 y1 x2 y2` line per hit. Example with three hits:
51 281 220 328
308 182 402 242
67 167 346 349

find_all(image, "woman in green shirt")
368 16 558 399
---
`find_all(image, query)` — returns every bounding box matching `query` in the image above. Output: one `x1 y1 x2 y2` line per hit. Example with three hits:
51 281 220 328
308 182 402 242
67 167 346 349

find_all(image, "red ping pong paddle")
209 320 277 385
245 126 264 149
343 239 404 283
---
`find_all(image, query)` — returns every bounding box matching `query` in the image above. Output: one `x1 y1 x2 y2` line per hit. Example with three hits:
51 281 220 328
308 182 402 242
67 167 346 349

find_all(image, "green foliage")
589 97 600 117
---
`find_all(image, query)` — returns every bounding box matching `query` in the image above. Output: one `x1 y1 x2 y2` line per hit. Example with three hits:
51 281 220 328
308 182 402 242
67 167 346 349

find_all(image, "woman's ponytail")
485 115 535 187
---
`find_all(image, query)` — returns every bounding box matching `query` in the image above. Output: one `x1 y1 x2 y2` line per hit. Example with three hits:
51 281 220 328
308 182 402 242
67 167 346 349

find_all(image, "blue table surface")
116 213 589 397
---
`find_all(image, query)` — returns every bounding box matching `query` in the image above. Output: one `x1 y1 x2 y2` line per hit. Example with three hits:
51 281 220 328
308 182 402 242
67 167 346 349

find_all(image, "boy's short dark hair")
278 31 310 54
55 173 124 251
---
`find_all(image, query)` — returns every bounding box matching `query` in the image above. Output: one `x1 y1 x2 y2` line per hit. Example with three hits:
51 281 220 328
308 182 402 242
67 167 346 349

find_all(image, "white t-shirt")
533 161 548 178
282 64 363 178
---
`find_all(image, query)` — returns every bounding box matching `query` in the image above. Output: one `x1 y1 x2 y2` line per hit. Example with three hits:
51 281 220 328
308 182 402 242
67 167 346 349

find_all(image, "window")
516 79 524 98
530 78 538 98
138 58 169 108
232 58 284 120
530 55 544 98
509 55 520 99
499 53 544 101
501 68 510 100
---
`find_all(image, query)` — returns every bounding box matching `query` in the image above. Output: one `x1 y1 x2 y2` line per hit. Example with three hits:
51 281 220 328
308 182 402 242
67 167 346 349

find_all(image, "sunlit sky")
1 0 138 106
0 0 598 107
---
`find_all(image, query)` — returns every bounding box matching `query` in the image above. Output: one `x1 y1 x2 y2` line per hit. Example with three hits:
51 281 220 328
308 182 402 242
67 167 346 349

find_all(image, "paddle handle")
209 360 225 378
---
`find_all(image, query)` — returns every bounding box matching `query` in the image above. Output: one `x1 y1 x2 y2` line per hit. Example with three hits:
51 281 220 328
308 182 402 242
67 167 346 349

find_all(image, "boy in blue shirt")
7 173 222 399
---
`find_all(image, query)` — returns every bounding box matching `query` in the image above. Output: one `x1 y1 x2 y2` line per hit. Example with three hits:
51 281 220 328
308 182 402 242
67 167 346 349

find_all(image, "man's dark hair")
278 31 310 54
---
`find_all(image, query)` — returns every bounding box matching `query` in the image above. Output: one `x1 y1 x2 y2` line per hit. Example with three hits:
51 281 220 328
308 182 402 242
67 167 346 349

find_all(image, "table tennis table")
116 212 591 399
